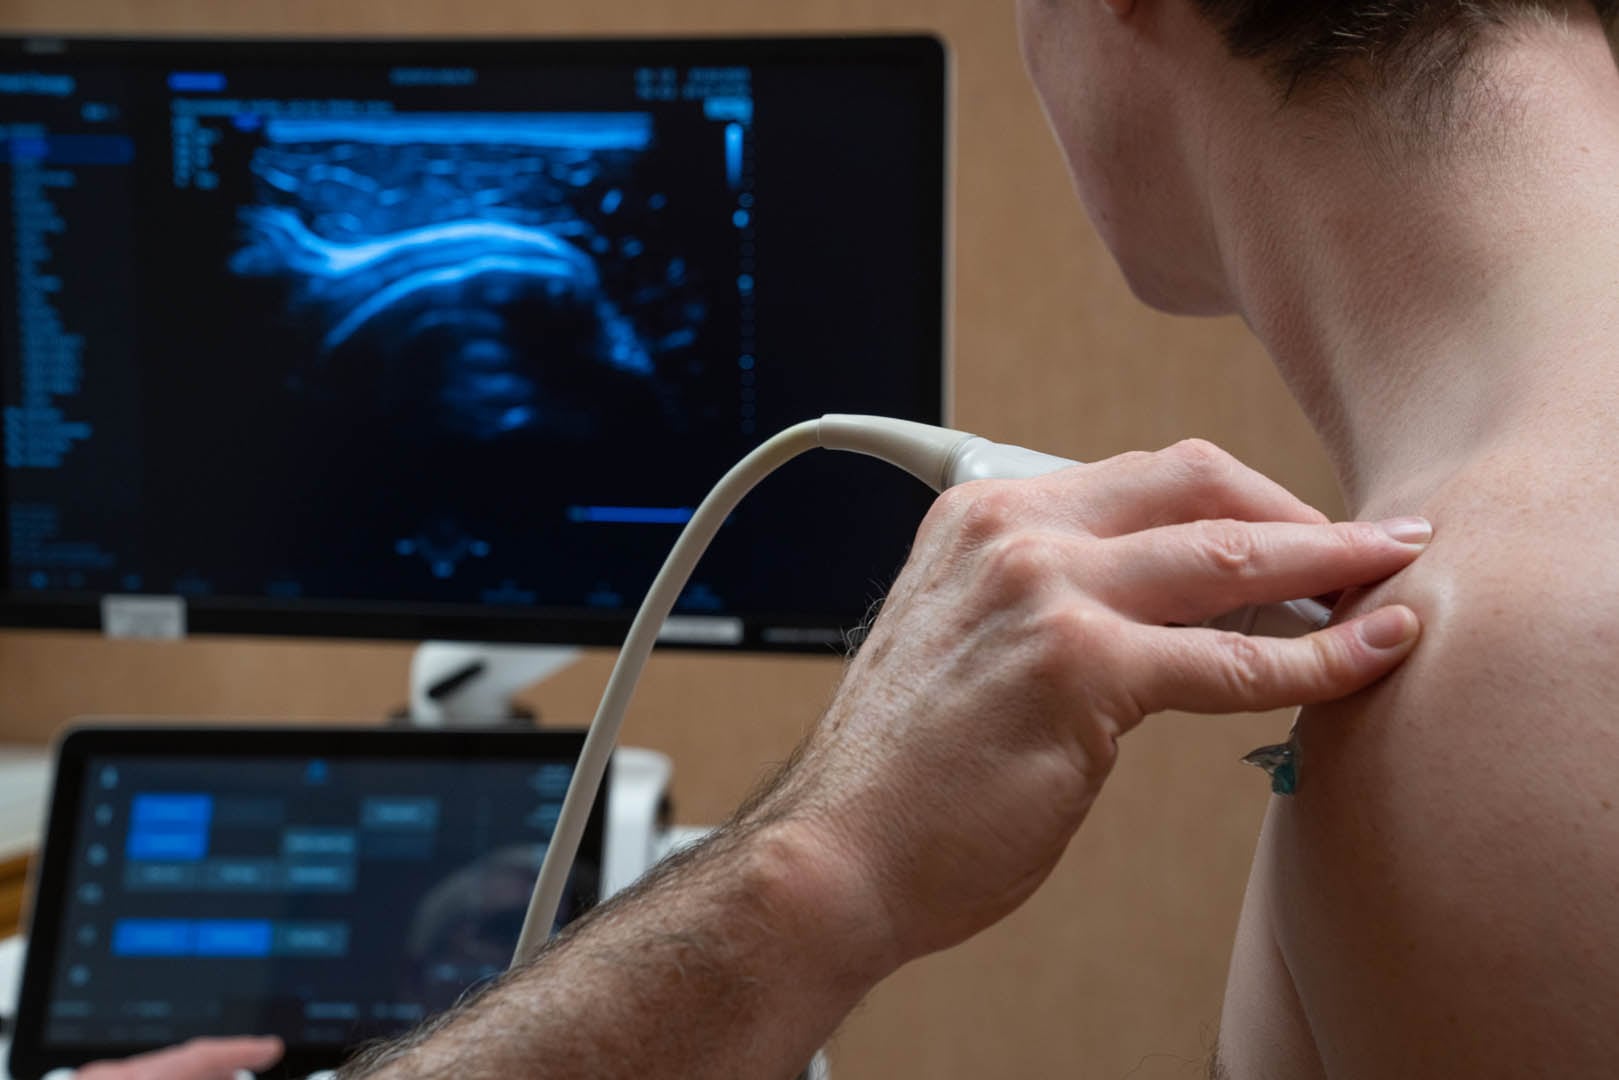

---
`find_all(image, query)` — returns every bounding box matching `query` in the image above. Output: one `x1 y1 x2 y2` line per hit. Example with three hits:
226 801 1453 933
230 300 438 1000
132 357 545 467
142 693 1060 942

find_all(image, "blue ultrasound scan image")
151 68 760 606
227 112 702 443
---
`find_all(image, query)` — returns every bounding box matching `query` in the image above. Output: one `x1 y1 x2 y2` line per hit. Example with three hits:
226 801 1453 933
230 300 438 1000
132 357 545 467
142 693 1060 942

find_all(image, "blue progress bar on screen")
168 72 226 93
113 918 272 957
567 506 695 525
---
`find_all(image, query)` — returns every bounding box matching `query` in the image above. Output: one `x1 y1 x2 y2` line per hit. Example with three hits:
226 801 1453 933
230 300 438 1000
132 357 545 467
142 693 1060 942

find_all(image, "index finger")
1031 439 1328 538
1095 518 1427 627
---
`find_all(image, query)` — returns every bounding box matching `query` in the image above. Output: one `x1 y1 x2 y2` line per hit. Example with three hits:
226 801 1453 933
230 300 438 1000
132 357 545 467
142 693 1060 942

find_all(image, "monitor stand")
397 641 680 902
400 641 583 728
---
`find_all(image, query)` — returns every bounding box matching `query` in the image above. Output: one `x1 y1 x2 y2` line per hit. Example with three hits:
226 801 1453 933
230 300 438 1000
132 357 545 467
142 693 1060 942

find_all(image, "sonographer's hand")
755 439 1427 971
73 1036 283 1080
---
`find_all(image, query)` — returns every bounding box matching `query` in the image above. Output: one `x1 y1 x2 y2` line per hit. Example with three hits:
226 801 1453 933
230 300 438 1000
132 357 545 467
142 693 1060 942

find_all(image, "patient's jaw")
1015 0 1249 315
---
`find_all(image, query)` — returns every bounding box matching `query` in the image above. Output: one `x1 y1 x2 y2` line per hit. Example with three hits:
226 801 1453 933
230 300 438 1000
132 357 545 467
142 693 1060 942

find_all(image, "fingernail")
1379 516 1433 545
1358 606 1419 650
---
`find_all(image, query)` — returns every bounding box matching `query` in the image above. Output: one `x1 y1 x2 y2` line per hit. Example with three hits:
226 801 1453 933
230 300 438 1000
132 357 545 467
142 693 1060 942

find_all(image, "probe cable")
512 419 826 963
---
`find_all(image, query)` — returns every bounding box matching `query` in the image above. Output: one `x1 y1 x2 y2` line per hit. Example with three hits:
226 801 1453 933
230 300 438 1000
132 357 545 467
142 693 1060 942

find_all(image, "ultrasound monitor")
0 35 947 650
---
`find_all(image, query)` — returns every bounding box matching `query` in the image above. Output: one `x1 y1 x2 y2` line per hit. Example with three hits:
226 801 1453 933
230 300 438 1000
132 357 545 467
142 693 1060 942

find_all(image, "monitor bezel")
0 32 951 651
9 723 612 1080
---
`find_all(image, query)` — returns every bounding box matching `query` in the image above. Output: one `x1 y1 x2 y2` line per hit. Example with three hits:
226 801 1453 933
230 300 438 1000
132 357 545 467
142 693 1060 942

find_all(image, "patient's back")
1219 417 1619 1078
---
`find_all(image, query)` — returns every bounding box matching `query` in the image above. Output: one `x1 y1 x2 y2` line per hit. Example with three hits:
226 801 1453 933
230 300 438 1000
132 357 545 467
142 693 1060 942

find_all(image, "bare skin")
338 445 1428 1079
1216 31 1619 1080
1017 0 1619 1075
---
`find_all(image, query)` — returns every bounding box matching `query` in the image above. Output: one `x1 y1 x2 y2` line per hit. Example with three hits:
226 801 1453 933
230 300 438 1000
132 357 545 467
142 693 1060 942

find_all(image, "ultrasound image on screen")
0 42 944 646
227 112 711 442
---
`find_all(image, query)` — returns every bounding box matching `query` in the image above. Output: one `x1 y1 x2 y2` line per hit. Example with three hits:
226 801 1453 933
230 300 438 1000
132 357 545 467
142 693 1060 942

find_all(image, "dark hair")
1195 0 1619 95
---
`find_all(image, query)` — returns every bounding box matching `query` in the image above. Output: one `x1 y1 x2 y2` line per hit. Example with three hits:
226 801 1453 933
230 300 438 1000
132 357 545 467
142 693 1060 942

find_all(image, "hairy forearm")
338 819 894 1080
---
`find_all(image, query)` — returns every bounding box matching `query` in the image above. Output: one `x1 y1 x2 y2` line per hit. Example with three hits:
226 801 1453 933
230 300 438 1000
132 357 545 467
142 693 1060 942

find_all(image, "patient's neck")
1210 20 1619 519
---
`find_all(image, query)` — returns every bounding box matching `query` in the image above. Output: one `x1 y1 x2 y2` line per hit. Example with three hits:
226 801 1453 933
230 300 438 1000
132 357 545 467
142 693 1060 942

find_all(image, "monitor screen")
11 726 609 1079
0 35 947 649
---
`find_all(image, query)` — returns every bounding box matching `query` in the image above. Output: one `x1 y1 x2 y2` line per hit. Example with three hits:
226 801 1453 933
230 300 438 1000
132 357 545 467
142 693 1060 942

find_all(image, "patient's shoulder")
1265 459 1619 1076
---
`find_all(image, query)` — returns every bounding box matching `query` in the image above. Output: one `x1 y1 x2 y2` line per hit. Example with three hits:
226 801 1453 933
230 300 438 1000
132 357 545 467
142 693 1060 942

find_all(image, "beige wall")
0 3 1340 1076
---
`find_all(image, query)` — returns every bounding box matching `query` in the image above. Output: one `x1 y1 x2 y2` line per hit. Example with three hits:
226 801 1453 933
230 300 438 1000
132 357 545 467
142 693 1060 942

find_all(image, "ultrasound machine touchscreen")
9 726 610 1080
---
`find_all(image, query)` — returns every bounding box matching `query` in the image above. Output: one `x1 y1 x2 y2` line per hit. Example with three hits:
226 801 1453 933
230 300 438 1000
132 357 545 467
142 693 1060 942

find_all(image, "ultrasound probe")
510 415 1332 964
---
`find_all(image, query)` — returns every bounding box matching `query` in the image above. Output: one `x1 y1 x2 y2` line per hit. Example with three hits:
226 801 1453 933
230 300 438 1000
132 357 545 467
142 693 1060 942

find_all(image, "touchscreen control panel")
43 752 591 1049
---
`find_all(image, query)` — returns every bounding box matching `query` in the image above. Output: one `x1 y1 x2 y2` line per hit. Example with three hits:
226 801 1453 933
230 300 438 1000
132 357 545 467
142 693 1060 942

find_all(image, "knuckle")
1166 437 1230 474
1164 439 1244 514
928 482 1024 546
1026 606 1114 683
957 484 1022 542
980 532 1060 597
1217 630 1272 697
1340 519 1387 552
1196 519 1262 578
1326 523 1375 566
921 483 973 532
1034 605 1107 655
